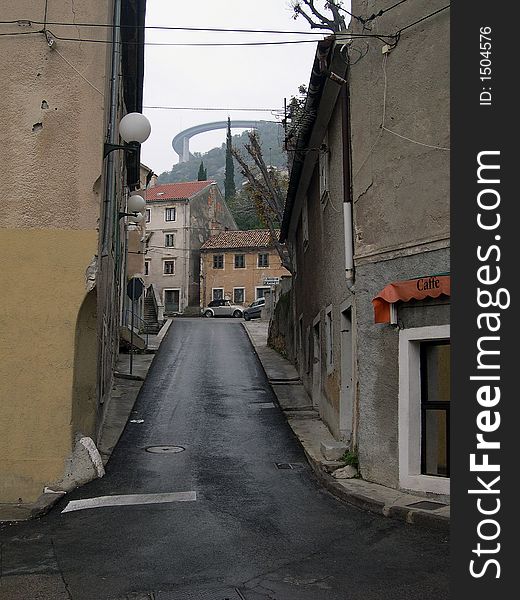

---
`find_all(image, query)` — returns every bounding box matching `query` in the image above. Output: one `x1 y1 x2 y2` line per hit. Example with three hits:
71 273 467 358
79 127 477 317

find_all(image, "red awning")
372 275 451 323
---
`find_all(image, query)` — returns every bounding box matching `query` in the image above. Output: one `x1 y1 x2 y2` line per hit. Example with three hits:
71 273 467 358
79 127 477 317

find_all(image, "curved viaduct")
172 120 273 163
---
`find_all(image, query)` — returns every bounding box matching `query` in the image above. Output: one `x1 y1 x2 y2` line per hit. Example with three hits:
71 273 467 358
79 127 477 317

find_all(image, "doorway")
312 317 321 409
340 307 354 442
164 289 180 314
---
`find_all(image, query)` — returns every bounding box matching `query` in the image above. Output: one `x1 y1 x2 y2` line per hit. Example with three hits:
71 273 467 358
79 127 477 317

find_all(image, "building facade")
200 230 290 308
144 181 237 315
280 1 450 498
0 0 147 506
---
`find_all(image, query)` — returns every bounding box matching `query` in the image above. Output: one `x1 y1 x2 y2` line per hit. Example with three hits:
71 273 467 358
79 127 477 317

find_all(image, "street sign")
127 277 144 300
263 277 280 286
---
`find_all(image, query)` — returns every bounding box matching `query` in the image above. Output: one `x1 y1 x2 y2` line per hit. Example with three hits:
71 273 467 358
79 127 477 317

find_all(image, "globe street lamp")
103 112 151 158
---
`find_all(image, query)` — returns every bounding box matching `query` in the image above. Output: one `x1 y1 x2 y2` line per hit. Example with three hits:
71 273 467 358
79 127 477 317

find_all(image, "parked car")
202 299 243 318
243 297 266 321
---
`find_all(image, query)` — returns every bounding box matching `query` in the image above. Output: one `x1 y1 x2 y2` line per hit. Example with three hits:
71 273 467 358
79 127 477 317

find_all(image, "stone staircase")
143 288 161 334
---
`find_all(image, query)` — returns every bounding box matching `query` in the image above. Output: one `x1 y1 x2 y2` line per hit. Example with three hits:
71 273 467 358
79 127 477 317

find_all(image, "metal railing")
124 309 150 347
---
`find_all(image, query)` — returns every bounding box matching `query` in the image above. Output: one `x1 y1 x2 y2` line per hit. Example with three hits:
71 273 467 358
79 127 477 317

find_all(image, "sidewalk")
243 320 450 532
0 319 174 523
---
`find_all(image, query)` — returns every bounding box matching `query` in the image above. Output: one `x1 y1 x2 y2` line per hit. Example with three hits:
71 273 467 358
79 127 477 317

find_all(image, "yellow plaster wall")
201 250 290 306
0 229 98 502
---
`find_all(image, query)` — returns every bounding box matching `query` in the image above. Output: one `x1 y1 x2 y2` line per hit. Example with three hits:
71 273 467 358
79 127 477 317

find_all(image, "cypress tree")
224 117 236 201
197 161 207 181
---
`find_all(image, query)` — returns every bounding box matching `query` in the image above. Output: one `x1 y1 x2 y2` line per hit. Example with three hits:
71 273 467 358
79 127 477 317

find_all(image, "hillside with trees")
157 121 287 193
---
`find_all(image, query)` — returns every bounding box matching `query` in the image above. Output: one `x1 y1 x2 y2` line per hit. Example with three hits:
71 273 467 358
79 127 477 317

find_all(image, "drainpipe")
341 82 354 287
102 0 122 257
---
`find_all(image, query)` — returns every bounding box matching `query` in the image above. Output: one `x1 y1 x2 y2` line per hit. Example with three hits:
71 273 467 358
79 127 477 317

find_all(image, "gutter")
280 39 348 242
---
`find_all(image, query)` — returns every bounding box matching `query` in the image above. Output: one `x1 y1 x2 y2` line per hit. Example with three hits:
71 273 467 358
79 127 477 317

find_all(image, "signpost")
263 277 279 317
126 278 144 374
263 277 280 286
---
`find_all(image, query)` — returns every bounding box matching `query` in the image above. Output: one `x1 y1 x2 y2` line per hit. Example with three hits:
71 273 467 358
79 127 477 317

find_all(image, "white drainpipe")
343 201 354 281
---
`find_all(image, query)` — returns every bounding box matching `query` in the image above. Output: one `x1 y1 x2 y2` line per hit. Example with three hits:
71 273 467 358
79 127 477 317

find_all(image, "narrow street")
0 320 449 600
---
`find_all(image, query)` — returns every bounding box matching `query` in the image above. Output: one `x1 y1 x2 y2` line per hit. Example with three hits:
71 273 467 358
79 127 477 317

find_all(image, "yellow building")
0 0 147 508
200 230 290 307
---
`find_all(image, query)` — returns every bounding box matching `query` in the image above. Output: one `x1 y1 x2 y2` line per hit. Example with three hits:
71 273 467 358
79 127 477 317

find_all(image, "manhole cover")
406 500 447 511
275 462 304 470
145 445 185 454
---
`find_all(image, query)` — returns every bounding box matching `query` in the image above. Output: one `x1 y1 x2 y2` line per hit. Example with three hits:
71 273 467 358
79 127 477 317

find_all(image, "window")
302 197 309 250
233 288 245 304
212 288 224 301
258 253 269 268
164 233 176 248
145 209 151 223
420 342 450 478
165 207 176 222
163 260 175 275
144 261 150 276
398 325 450 495
319 133 329 201
234 254 245 269
213 254 224 269
256 287 271 299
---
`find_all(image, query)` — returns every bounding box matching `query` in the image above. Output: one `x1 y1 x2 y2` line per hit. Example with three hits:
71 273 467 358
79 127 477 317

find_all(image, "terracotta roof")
145 181 215 202
201 229 279 250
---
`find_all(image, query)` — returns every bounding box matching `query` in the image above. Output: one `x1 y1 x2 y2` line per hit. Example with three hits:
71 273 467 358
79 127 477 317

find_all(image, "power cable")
364 0 410 23
397 4 450 34
0 20 332 35
45 31 326 46
144 106 278 112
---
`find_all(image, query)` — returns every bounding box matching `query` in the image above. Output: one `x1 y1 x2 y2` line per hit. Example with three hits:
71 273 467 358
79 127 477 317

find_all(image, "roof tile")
145 181 215 202
201 229 279 250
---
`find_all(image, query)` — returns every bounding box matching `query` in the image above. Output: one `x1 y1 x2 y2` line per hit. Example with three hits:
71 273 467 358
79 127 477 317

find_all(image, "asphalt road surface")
0 319 449 600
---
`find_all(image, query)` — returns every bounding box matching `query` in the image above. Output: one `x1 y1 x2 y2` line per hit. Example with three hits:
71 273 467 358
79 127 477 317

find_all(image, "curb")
301 446 449 532
242 322 450 533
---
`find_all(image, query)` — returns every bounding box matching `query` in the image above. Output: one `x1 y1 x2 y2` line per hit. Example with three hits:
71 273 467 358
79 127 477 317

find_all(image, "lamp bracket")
103 143 139 158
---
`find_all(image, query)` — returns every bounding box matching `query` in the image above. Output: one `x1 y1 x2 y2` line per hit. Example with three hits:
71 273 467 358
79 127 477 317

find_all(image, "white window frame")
233 287 245 304
234 254 246 269
398 324 450 496
302 196 309 251
145 208 151 223
212 288 224 301
325 305 334 374
213 254 224 269
144 260 150 276
164 207 176 222
257 253 269 268
255 286 271 300
164 232 176 248
319 132 329 202
163 259 175 275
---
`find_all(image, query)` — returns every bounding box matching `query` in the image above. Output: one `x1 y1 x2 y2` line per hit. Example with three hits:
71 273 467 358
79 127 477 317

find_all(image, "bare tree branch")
292 0 346 32
231 133 294 274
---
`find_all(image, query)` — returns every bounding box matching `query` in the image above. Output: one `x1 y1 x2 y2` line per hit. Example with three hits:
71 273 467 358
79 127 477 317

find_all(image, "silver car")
202 299 243 318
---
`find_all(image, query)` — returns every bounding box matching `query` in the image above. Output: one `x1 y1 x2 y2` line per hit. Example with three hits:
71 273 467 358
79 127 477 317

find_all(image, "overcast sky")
141 0 349 175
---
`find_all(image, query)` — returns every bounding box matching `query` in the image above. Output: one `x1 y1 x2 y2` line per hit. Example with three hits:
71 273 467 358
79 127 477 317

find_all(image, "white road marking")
61 491 197 513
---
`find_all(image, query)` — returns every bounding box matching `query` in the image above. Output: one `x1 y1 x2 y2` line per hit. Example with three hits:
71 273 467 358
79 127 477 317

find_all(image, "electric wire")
52 47 104 96
144 106 278 112
364 0 410 24
0 20 333 35
397 4 450 35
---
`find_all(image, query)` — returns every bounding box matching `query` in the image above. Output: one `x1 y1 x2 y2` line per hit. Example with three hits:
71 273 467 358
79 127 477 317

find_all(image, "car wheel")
244 314 251 321
204 310 213 318
233 310 242 318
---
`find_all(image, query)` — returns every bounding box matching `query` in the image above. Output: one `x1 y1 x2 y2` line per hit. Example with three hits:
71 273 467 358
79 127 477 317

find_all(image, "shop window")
420 341 450 477
398 325 450 495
